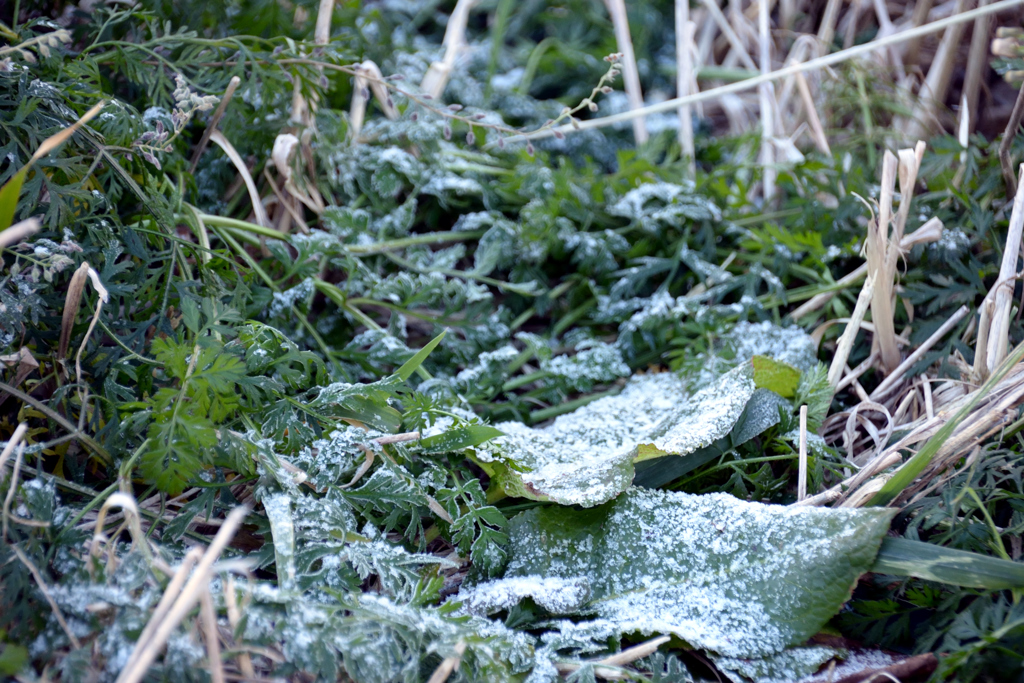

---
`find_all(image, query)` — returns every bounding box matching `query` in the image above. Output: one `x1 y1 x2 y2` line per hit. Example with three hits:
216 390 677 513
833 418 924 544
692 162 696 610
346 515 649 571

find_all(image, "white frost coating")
540 340 630 390
456 576 591 616
799 649 899 683
715 645 841 683
498 488 893 659
724 321 818 371
648 364 756 457
493 373 687 506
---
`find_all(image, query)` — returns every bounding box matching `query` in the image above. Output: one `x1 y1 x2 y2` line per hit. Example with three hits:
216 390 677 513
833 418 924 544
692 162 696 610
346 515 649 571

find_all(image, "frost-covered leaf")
419 424 504 453
714 645 842 683
633 363 756 462
457 576 591 616
632 388 788 489
475 488 893 659
488 359 786 506
488 373 688 507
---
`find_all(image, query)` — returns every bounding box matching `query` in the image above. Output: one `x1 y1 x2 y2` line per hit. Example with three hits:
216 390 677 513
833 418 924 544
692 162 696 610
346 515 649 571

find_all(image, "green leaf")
419 425 504 453
872 537 1024 590
632 362 757 462
461 488 894 659
308 375 404 433
633 388 787 489
0 168 27 231
750 355 800 398
396 329 446 381
490 362 762 506
0 643 28 676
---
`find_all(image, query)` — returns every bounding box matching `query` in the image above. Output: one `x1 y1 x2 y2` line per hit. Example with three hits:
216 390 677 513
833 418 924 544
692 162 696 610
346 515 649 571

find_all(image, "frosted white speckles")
494 488 894 660
645 363 756 458
725 321 818 372
456 576 591 616
715 645 842 683
493 373 687 506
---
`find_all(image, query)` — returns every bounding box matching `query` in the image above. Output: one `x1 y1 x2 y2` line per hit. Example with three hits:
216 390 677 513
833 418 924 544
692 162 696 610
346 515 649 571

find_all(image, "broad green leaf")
488 368 745 507
485 323 816 507
632 362 756 462
396 329 446 381
419 425 504 453
872 537 1024 589
263 493 297 592
0 167 27 231
750 355 800 397
461 488 894 659
633 388 787 489
307 375 404 433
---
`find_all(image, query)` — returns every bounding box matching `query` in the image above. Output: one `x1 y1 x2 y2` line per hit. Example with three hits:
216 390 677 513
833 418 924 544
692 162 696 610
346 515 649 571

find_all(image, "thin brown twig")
11 544 82 649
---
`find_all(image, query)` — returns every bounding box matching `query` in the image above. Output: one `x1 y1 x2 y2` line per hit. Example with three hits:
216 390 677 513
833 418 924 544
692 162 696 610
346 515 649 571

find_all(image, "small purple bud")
466 131 475 145
443 123 451 140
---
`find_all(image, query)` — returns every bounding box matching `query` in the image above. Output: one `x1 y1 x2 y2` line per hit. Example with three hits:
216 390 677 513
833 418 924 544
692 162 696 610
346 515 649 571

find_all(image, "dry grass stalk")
789 217 943 320
985 163 1024 372
74 265 109 408
555 636 671 680
795 72 831 157
2 440 24 541
676 0 696 176
58 262 91 364
0 423 27 479
828 274 875 388
999 86 1024 197
518 0 1019 143
974 297 995 378
189 76 241 173
904 0 936 66
200 589 226 683
116 507 248 683
963 0 993 134
427 641 467 683
209 130 271 228
700 0 758 69
902 0 968 139
758 0 776 201
798 405 809 501
351 60 399 138
0 217 41 249
603 0 649 144
826 362 1024 507
867 150 901 374
421 0 479 100
29 100 104 164
871 304 971 399
223 575 255 679
11 544 82 649
816 0 843 52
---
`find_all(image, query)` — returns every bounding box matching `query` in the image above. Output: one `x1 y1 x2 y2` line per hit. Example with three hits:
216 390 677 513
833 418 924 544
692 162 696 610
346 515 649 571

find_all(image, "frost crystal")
489 487 894 659
455 576 591 616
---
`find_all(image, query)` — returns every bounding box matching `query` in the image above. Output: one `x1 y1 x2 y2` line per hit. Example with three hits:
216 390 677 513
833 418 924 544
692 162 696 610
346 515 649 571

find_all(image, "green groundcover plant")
3 1 1024 681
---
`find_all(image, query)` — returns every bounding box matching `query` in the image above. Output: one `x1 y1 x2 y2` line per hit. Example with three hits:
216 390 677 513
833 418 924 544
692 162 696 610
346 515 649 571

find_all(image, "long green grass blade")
872 537 1024 590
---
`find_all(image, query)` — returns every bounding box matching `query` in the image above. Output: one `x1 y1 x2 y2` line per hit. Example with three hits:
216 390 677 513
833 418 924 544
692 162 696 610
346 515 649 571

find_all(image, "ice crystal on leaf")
468 488 893 660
